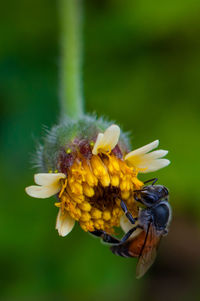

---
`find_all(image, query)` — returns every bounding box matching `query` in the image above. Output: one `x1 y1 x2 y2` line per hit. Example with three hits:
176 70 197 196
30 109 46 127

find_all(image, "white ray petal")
34 173 66 186
25 183 61 198
101 124 120 150
125 140 159 160
140 159 171 173
120 215 142 239
92 133 104 155
92 124 120 155
143 150 168 160
56 209 75 237
120 215 133 233
130 150 168 168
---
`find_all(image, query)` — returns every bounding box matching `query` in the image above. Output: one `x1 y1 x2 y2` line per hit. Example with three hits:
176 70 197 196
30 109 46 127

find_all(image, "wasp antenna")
143 178 158 185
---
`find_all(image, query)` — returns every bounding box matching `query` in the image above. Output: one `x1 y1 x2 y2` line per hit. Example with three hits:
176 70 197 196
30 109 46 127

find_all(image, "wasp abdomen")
110 243 133 258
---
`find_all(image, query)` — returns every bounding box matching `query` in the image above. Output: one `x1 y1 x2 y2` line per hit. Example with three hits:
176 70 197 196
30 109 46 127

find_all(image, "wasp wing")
136 223 161 279
110 228 144 258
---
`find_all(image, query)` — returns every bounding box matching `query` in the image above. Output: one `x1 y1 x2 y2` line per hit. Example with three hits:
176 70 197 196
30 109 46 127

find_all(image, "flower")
25 117 170 237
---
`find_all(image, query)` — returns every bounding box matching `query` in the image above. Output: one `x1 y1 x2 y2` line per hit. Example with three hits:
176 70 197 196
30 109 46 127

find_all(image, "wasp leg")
120 199 137 224
120 225 142 243
163 229 168 235
110 225 143 257
90 230 120 244
143 178 158 185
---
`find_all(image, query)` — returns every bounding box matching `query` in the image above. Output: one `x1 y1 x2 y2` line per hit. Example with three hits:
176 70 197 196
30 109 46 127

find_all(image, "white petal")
120 215 142 238
140 159 171 173
92 124 120 155
129 151 168 169
34 173 66 186
125 140 159 160
143 150 168 160
120 215 133 233
25 183 61 198
125 139 170 173
92 133 104 155
101 124 120 150
56 209 75 237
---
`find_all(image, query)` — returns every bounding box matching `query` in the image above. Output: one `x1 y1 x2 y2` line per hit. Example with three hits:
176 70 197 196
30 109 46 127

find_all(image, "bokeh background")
1 0 200 300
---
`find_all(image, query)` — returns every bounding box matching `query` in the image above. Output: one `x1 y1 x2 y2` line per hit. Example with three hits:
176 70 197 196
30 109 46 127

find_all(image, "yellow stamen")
83 183 95 197
102 210 111 221
57 153 143 233
91 156 110 187
80 212 91 222
91 208 102 219
59 178 67 198
79 202 92 212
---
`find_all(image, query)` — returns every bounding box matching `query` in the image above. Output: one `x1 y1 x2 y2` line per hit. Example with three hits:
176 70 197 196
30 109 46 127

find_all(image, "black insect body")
91 178 172 278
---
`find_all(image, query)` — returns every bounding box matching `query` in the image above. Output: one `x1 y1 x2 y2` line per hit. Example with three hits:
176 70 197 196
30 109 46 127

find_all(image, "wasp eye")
143 193 157 204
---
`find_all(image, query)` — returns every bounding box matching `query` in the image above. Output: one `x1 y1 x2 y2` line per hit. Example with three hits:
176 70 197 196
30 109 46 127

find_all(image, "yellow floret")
58 153 143 233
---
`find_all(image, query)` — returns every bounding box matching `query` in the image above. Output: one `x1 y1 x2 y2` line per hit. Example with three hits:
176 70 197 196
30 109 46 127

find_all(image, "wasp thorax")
152 203 170 230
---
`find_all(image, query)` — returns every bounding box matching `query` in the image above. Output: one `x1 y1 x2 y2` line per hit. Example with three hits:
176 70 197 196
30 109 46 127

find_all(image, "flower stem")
59 0 84 120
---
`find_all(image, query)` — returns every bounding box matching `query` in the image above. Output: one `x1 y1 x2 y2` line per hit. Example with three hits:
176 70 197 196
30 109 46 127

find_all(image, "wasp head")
134 185 169 207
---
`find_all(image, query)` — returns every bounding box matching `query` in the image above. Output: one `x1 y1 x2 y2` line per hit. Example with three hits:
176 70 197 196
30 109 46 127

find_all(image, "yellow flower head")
25 117 170 237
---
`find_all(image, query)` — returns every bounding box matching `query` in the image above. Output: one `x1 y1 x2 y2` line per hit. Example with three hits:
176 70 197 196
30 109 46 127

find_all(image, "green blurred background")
1 0 200 300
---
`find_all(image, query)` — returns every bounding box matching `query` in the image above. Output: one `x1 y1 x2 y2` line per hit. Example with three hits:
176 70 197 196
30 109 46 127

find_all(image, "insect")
91 178 172 278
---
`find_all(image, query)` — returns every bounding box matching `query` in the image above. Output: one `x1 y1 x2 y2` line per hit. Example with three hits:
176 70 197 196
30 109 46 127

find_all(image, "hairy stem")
59 0 84 119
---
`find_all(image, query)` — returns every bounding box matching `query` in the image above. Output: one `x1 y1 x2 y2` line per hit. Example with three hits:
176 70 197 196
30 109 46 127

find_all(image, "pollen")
56 149 143 233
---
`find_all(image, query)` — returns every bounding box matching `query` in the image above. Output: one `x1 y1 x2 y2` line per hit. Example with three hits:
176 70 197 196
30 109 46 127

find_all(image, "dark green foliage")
1 0 200 300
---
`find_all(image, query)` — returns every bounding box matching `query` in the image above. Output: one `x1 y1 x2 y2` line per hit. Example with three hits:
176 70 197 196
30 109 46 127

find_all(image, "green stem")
59 0 84 119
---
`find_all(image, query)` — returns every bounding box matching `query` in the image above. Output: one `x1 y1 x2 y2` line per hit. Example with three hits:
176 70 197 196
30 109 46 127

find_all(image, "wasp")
91 178 172 278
